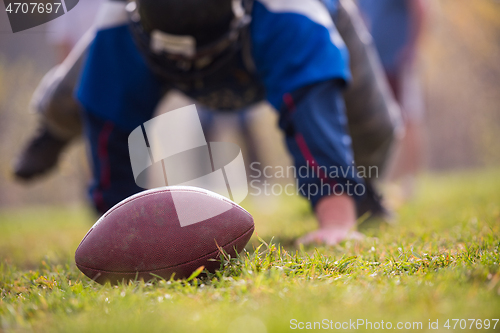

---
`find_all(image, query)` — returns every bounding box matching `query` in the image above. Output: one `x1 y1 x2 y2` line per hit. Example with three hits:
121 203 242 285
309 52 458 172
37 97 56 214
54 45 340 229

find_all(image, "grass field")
1 169 499 332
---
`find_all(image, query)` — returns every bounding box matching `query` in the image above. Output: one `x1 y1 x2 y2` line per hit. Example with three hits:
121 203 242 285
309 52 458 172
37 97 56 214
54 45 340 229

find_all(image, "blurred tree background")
0 0 499 207
421 0 500 169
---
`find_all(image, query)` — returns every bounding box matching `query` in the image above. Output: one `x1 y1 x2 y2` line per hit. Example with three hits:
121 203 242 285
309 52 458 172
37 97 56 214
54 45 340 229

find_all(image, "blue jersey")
77 0 350 130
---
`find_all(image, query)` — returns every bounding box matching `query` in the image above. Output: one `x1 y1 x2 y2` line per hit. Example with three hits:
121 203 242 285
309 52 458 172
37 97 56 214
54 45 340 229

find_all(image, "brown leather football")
75 186 254 285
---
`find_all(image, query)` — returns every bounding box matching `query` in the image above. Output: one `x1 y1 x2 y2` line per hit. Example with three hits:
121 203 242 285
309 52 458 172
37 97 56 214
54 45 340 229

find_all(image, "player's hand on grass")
296 194 363 246
296 228 364 246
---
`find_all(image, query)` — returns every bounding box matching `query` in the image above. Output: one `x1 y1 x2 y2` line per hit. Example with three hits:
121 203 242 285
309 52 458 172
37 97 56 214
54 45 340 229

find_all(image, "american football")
75 186 254 285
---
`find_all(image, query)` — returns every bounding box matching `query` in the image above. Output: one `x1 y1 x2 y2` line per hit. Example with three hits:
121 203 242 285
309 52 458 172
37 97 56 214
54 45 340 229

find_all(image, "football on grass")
75 186 254 285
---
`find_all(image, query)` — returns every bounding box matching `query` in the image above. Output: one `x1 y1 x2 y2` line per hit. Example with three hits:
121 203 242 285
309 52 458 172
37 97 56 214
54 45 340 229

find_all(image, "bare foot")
296 228 364 246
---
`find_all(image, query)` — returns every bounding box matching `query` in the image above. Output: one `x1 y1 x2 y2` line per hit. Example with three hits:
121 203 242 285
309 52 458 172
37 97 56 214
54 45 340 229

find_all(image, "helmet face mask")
127 0 253 80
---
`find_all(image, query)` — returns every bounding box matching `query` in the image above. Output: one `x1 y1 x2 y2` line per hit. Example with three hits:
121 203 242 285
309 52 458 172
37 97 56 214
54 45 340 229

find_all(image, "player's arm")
251 0 365 243
278 80 363 208
251 0 362 204
278 80 363 243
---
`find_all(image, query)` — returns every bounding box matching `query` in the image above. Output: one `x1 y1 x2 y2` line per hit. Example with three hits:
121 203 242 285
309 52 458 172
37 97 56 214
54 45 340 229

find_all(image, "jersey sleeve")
250 0 351 109
279 80 364 207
